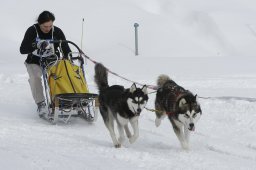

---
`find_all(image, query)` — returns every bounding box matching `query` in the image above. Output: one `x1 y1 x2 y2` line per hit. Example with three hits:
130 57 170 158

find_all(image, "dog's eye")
184 114 190 118
192 113 197 118
132 100 138 104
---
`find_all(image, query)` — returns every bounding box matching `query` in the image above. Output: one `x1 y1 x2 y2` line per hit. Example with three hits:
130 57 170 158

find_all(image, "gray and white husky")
94 63 148 148
154 75 202 149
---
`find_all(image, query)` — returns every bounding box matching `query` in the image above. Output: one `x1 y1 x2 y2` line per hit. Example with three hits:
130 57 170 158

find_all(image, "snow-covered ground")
1 0 256 169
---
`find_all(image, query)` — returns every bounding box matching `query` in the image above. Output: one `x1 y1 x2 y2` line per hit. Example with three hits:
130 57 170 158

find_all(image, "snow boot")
37 101 48 117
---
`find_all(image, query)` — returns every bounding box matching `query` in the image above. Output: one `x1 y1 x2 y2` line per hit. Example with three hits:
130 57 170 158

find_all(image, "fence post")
134 23 139 55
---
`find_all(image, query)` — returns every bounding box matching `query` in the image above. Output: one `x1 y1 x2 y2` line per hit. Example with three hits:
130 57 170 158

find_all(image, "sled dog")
154 75 202 149
94 63 148 148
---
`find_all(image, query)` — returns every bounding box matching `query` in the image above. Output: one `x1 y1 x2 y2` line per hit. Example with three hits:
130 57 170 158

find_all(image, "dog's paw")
114 143 121 148
129 135 138 144
181 142 190 150
155 118 161 127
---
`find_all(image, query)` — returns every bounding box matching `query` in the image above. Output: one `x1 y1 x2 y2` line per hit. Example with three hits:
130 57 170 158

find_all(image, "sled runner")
39 40 98 124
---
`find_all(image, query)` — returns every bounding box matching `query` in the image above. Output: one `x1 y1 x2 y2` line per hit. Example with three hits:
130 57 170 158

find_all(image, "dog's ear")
130 83 137 93
194 94 197 99
179 98 187 108
142 85 148 94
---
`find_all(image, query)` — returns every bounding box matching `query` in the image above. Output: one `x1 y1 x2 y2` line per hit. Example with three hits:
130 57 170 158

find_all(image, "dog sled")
39 40 98 124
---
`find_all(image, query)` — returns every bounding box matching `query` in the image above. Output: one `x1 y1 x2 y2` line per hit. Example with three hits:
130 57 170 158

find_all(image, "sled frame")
39 41 98 124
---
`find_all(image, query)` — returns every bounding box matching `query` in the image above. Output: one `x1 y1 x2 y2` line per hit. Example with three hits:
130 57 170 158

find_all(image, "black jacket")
20 24 71 65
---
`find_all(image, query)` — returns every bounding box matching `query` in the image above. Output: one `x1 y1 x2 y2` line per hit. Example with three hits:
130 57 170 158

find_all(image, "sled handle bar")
50 40 85 64
50 40 80 51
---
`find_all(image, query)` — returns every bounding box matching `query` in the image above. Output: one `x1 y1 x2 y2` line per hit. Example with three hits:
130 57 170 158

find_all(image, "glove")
37 40 50 50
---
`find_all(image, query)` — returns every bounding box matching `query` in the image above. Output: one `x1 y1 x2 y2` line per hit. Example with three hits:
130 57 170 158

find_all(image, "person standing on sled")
20 11 71 116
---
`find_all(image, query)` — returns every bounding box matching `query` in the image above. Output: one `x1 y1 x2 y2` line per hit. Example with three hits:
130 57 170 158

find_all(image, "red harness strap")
166 111 175 116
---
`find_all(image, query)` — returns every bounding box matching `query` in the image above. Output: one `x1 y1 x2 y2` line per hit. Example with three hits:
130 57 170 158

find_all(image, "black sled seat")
56 93 98 100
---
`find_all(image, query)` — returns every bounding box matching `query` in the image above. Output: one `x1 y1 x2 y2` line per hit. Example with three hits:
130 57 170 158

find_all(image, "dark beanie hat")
37 11 55 25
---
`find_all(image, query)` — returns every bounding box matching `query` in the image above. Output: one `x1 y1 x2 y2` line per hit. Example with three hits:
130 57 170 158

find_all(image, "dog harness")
32 25 55 58
161 83 190 117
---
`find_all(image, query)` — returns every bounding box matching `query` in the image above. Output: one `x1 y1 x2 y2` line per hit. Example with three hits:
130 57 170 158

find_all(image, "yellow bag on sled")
47 59 89 100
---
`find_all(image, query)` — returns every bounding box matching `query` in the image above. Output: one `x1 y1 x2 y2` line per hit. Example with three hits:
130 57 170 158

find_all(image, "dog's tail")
157 74 171 87
94 63 109 91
